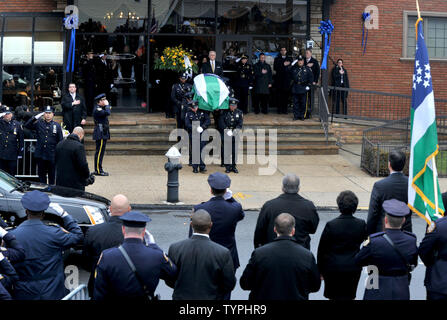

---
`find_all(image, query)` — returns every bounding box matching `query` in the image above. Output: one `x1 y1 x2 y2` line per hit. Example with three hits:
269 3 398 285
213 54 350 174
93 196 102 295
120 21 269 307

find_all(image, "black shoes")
193 168 198 173
232 167 239 174
225 167 231 173
94 171 109 176
199 168 207 173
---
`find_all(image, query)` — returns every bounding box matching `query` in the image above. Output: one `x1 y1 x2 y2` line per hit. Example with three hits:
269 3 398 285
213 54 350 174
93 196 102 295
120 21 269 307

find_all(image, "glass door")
216 35 252 84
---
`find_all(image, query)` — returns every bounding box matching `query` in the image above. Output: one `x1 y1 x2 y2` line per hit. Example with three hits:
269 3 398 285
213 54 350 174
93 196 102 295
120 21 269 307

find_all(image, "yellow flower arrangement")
154 44 198 73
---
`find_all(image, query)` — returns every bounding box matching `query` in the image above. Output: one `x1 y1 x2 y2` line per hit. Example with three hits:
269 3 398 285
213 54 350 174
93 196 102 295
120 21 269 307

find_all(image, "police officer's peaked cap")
21 190 50 212
383 199 410 217
229 97 239 105
44 105 54 113
297 55 304 61
179 72 188 79
208 172 231 189
240 54 248 60
94 93 106 102
188 100 199 108
120 211 152 227
0 106 12 114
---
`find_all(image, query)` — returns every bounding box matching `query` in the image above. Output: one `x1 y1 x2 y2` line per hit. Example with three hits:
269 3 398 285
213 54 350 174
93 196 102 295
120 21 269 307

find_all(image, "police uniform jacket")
234 62 254 88
191 196 245 269
24 118 63 162
240 236 321 300
61 93 87 130
166 234 236 300
317 214 367 274
55 133 90 190
93 238 177 300
419 216 447 295
184 109 211 133
254 193 319 250
0 231 25 263
355 229 418 300
93 104 111 140
0 119 24 161
367 172 412 235
10 215 83 300
290 65 313 95
171 82 192 114
218 109 243 131
0 283 11 300
253 62 273 95
0 254 19 294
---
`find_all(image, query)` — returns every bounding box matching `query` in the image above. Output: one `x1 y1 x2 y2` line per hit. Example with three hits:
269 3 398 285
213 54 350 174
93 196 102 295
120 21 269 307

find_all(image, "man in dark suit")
200 51 223 76
304 48 320 119
367 150 412 235
61 83 87 133
273 47 293 114
55 127 90 191
167 209 236 300
240 213 320 300
254 173 319 250
190 172 244 273
317 190 367 300
83 194 131 296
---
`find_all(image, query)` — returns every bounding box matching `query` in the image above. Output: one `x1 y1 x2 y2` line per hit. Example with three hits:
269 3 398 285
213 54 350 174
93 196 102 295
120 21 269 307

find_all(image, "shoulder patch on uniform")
427 221 436 233
362 237 370 247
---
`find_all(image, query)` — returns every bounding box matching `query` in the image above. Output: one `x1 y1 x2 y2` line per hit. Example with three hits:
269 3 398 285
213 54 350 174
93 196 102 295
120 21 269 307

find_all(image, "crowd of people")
0 150 447 300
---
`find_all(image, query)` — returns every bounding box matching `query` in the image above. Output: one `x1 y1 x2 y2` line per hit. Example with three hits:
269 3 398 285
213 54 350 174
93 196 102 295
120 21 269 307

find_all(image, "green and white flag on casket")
408 18 445 224
193 73 229 111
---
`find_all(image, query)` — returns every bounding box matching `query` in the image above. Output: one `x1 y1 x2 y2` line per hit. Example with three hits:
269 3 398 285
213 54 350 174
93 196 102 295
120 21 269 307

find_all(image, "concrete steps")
79 113 338 156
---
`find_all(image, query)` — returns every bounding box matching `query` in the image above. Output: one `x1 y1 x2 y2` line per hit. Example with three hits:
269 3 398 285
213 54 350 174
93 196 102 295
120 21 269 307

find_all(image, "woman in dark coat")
317 190 367 300
331 58 350 115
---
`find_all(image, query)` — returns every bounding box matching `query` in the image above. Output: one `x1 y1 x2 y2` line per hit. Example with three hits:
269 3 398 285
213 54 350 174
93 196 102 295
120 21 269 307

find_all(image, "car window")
0 170 21 192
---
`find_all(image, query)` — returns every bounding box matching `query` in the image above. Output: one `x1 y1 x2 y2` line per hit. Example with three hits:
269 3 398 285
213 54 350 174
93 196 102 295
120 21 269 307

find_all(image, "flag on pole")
150 8 158 34
408 18 445 223
193 74 229 111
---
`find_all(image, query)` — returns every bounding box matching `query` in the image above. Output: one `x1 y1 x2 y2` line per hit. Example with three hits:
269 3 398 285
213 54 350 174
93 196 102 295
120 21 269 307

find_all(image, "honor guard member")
171 72 193 129
419 214 447 300
0 106 24 176
0 218 25 263
185 100 210 173
290 55 313 121
24 106 63 185
10 190 83 300
93 93 111 176
234 55 253 114
93 211 177 301
219 97 243 173
355 199 418 300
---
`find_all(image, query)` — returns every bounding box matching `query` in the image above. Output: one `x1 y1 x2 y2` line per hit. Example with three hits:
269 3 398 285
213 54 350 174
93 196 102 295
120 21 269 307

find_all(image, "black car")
0 169 110 238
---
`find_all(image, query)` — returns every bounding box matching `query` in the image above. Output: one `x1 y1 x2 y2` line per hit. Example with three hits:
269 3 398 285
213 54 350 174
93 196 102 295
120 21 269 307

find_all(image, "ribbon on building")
64 14 79 72
319 20 334 70
361 12 371 55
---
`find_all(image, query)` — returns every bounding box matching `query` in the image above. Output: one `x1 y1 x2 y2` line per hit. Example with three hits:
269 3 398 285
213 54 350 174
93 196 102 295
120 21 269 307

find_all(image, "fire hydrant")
164 147 182 203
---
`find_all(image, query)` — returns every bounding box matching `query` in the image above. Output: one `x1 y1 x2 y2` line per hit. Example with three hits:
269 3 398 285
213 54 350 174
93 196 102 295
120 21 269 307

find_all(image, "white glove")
35 112 45 119
223 189 233 200
110 84 114 88
155 79 160 84
235 58 241 63
0 252 4 262
226 130 233 137
49 202 68 218
291 60 298 66
144 231 155 244
249 86 253 90
0 113 6 118
305 86 310 91
197 126 204 133
0 226 7 238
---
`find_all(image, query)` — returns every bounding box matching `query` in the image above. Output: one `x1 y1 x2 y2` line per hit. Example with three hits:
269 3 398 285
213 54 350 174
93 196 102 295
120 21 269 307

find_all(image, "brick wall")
329 0 447 105
0 0 61 12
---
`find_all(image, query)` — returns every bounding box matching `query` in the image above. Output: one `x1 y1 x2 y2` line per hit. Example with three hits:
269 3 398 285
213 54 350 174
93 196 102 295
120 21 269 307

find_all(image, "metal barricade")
62 284 89 300
16 139 38 178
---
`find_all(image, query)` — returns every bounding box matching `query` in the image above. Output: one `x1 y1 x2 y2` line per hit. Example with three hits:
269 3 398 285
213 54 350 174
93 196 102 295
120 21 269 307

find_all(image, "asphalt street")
78 210 430 300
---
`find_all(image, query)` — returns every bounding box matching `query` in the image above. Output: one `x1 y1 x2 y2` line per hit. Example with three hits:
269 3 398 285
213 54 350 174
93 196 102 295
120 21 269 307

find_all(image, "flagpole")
416 0 421 19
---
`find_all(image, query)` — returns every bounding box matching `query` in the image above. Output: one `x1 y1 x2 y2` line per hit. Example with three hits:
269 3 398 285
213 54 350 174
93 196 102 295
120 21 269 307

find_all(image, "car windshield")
0 170 23 192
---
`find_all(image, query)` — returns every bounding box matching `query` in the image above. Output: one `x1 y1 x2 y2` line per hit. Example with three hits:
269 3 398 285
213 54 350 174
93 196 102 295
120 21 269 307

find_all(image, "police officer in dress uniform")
10 190 83 300
93 211 177 301
185 100 210 173
24 106 63 185
219 97 243 174
234 55 253 114
171 73 193 129
419 214 447 300
93 93 111 176
290 55 313 121
355 199 418 300
0 106 24 176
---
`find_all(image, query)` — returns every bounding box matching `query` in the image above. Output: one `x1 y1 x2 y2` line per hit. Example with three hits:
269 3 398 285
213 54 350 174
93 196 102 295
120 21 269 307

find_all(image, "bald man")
83 194 132 295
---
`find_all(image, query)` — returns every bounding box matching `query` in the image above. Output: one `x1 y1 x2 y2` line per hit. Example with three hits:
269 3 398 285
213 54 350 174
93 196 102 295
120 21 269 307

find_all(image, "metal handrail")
62 284 89 300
